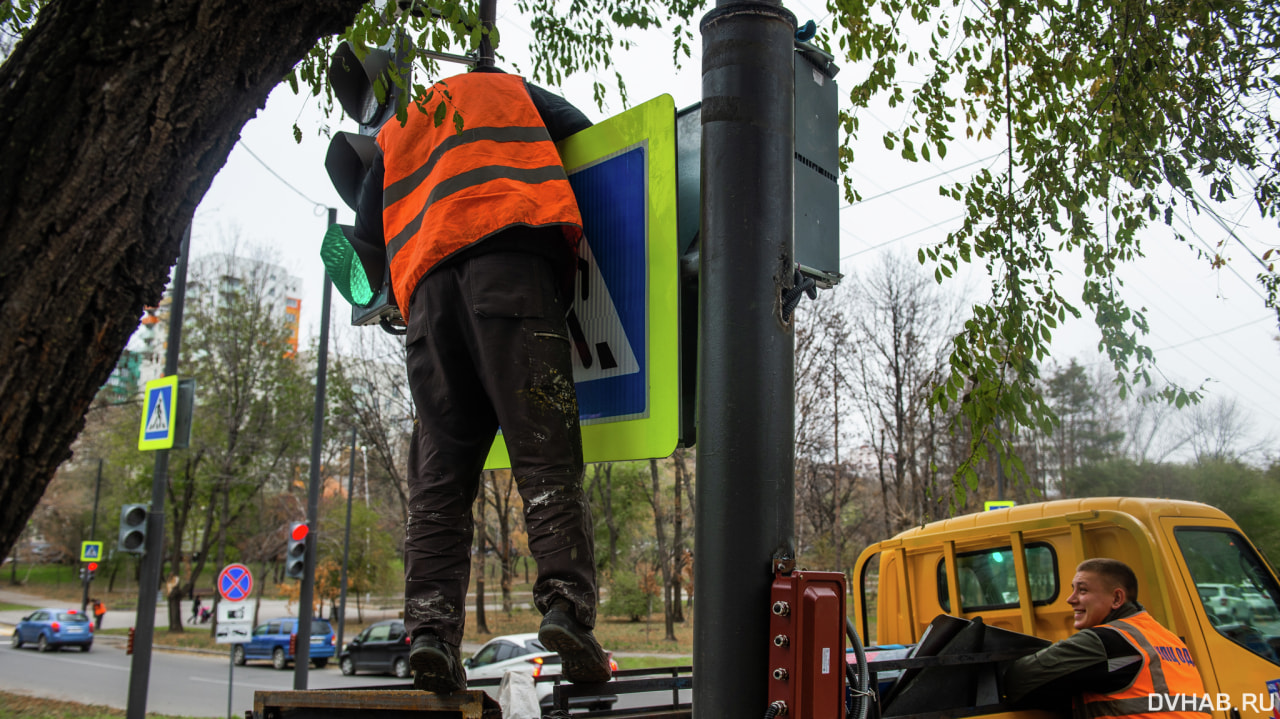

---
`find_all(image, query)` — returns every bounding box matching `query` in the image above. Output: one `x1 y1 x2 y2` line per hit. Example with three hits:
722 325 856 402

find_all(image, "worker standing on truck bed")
353 66 610 694
1002 558 1208 717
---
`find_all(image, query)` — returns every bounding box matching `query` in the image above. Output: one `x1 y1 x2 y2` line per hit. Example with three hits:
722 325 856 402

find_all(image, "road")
0 639 408 716
0 587 688 716
0 639 688 716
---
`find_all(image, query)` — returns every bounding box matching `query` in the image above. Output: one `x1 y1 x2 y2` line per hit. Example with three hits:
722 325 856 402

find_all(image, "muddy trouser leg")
402 262 499 647
461 252 597 629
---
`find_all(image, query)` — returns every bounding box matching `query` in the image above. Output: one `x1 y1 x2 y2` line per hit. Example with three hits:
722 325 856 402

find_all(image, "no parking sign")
217 563 253 602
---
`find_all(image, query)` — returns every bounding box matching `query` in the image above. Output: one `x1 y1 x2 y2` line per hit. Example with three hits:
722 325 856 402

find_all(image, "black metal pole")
81 459 104 615
127 225 191 719
336 426 356 657
295 207 336 688
477 0 497 68
694 3 796 718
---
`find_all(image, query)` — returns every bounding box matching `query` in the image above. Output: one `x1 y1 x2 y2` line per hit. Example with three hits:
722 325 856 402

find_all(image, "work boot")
409 633 466 693
538 600 612 684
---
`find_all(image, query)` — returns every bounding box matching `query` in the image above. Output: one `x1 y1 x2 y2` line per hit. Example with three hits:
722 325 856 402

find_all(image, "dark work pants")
402 247 597 647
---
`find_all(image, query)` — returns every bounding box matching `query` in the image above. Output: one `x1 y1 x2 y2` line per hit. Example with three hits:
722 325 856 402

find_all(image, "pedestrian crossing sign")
484 94 680 468
80 541 103 562
138 375 178 450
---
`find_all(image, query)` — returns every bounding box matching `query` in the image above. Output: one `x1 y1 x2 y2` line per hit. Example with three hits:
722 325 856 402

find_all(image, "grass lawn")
0 692 200 719
0 602 37 612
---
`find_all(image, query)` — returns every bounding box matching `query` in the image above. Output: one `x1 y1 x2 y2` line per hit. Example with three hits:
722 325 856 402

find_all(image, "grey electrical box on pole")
674 44 841 290
793 42 841 287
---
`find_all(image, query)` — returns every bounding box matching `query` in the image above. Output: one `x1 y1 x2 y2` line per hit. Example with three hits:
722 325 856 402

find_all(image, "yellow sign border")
138 375 179 451
79 541 104 562
484 95 680 469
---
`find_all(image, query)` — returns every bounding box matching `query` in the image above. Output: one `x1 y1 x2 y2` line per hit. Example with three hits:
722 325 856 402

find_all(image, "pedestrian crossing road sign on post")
485 95 680 468
137 375 195 451
138 376 177 450
80 541 103 562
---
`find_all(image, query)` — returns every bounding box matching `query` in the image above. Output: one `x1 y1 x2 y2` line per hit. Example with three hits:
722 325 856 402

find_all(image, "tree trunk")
474 476 489 635
647 460 676 642
671 455 685 623
0 0 365 561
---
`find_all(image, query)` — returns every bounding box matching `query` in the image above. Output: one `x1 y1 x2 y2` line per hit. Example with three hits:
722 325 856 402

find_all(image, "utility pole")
295 207 336 689
127 226 191 719
694 2 796 718
81 458 103 615
336 426 357 656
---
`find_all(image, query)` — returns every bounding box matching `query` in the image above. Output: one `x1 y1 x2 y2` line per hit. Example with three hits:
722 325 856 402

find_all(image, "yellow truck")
852 497 1280 718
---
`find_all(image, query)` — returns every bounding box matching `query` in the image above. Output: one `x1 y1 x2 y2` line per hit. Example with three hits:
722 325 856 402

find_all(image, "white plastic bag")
498 668 542 719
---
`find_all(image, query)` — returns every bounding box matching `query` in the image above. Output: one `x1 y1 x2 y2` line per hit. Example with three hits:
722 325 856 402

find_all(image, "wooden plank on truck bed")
250 688 499 719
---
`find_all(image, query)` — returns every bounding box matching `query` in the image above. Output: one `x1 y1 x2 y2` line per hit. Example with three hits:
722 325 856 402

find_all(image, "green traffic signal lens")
321 224 375 307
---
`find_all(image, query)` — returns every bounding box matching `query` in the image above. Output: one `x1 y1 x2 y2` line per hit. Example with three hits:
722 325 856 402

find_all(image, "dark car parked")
339 619 411 678
233 617 335 669
11 608 93 652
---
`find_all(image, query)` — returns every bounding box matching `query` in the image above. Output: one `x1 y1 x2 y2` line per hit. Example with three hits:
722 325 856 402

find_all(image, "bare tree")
670 448 692 621
481 469 520 613
586 463 621 569
1180 396 1272 465
474 477 490 635
793 290 862 567
848 253 962 531
646 459 677 642
330 329 414 527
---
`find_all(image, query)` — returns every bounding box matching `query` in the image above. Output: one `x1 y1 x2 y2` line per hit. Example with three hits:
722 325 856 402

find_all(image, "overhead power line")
237 141 327 212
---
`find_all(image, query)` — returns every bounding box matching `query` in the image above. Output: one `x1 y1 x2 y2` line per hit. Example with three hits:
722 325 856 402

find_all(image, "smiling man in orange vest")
354 67 609 694
1002 558 1208 717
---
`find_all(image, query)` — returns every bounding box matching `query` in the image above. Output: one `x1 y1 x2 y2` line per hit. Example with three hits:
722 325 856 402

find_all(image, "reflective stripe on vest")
376 72 582 320
1075 612 1209 719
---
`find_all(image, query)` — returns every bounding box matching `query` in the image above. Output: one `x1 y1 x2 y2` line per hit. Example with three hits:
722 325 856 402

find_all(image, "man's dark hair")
1077 558 1139 602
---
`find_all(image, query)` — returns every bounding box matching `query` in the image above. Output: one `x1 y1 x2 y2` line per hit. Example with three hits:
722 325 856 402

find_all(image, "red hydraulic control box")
767 569 846 718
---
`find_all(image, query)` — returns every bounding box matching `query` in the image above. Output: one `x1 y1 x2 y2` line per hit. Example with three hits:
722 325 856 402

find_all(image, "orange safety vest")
1075 611 1209 719
376 72 583 320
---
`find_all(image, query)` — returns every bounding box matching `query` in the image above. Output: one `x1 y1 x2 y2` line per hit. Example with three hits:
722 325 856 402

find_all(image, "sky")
188 2 1280 462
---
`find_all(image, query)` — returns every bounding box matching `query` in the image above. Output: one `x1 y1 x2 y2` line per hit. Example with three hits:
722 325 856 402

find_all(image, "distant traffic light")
127 627 135 655
285 522 308 580
117 503 149 555
321 37 412 332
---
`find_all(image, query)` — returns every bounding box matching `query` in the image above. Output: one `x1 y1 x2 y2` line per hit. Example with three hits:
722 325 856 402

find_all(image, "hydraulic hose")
762 700 786 719
846 617 871 719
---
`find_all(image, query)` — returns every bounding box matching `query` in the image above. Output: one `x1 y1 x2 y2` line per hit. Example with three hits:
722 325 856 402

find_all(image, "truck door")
1163 518 1280 715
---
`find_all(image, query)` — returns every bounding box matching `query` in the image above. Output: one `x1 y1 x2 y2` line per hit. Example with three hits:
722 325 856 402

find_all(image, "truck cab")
853 497 1280 717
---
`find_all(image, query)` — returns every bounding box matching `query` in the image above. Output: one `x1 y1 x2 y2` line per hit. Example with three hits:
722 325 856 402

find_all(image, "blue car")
233 617 335 669
11 608 93 652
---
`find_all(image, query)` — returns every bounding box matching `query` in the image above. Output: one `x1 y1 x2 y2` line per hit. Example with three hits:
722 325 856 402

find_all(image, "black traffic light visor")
330 42 395 126
325 132 380 211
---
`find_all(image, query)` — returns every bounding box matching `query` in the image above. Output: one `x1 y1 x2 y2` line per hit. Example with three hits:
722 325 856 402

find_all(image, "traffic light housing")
285 522 308 580
117 503 149 555
321 37 413 334
127 627 135 655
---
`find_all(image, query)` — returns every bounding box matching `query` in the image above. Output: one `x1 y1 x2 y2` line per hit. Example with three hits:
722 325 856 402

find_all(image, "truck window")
1176 527 1280 665
937 543 1058 612
859 552 880 645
